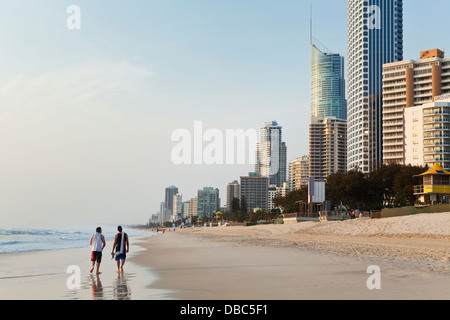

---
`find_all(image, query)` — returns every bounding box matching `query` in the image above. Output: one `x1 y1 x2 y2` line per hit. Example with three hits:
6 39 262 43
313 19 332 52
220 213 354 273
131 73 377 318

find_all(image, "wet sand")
131 214 450 300
0 237 170 300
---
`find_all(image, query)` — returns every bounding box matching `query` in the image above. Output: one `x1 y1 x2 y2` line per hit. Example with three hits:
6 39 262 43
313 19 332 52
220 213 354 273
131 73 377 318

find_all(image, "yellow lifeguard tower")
414 163 450 204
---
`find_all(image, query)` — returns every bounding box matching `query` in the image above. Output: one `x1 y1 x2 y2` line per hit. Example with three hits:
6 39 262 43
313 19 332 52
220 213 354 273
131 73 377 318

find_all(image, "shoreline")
131 213 450 300
0 235 169 300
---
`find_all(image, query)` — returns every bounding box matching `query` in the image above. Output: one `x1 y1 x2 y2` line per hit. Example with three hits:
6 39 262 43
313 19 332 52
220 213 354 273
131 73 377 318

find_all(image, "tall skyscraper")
226 180 240 213
164 185 179 217
311 39 347 120
347 0 403 173
255 121 287 188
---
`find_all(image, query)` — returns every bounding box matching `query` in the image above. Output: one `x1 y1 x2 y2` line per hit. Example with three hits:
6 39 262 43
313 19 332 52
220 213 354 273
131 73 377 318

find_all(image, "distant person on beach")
90 227 106 274
112 226 129 273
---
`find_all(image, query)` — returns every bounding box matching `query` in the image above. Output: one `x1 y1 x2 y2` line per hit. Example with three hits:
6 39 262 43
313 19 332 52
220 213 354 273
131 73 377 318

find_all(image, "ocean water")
0 225 154 254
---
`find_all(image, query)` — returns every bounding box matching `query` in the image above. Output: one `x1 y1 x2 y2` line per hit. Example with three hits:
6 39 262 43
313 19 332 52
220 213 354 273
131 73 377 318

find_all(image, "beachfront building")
383 49 450 165
240 173 269 213
347 0 404 173
197 187 220 220
404 95 450 170
226 180 240 213
309 116 347 179
255 121 287 188
414 163 450 204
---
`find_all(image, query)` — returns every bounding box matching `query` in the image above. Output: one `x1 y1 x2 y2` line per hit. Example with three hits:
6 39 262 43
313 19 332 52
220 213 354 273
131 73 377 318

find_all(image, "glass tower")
310 39 347 120
255 121 287 188
347 0 403 173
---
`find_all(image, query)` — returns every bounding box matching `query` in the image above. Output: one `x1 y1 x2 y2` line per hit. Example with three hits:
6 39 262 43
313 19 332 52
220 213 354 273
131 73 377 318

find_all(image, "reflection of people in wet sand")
90 274 103 300
112 226 129 273
90 227 106 274
113 272 131 300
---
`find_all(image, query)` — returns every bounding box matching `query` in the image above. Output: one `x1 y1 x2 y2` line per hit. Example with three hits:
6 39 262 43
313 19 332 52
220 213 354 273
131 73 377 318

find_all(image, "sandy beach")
1 214 448 301
131 213 450 300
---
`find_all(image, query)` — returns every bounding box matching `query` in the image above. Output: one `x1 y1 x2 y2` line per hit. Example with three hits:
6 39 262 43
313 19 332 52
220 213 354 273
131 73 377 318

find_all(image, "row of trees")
224 196 281 223
274 164 427 213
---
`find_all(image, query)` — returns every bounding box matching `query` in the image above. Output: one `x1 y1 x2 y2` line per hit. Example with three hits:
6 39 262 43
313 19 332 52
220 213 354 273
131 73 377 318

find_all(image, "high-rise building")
289 156 310 191
159 202 166 224
404 95 450 170
240 173 269 212
255 121 287 187
164 185 179 217
268 185 278 211
172 193 182 220
311 39 347 120
347 0 403 173
226 180 240 213
182 201 190 220
189 197 198 218
382 49 450 165
197 187 220 219
309 116 347 179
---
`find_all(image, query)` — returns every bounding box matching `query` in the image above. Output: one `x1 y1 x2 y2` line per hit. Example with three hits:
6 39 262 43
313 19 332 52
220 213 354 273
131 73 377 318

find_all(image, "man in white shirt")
90 227 106 274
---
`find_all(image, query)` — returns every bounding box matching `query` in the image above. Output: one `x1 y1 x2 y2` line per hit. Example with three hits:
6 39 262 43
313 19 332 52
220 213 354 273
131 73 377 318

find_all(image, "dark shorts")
91 251 102 263
115 253 126 261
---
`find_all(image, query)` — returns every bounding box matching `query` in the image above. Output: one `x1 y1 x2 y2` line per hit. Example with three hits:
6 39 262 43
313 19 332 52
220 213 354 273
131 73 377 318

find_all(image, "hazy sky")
1 0 449 228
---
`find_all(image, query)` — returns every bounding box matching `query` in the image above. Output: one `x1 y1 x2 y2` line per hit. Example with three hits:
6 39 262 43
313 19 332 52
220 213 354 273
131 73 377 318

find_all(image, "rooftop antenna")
310 4 313 45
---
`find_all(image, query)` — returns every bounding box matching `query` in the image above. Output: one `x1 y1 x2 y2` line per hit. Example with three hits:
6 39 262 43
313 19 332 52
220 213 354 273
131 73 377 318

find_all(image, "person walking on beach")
112 226 129 273
90 227 106 274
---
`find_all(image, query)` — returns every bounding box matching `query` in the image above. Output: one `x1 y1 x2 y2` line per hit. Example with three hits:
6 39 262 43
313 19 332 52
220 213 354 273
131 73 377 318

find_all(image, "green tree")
273 188 308 213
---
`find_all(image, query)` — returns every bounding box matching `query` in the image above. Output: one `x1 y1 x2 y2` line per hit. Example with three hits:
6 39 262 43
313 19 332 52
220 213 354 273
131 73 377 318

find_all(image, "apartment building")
383 49 450 165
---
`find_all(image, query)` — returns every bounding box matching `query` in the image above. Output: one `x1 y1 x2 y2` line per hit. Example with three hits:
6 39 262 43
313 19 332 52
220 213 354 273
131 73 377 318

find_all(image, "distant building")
172 193 182 220
226 180 240 213
310 38 347 120
189 197 198 218
240 173 269 212
309 116 347 179
289 156 310 190
255 121 287 188
159 202 167 224
277 182 290 198
268 185 278 211
182 201 190 220
164 185 179 218
197 187 220 219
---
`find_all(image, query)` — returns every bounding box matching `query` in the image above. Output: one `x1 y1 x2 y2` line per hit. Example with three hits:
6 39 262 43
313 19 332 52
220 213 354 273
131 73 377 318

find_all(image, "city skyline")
1 1 450 228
